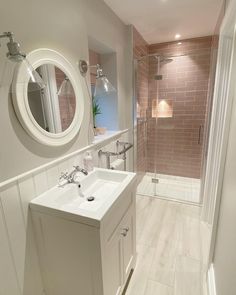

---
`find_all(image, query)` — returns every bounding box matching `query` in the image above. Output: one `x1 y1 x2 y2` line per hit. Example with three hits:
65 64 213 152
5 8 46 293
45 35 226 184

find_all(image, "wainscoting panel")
0 130 132 295
0 201 20 295
1 185 26 293
18 177 36 221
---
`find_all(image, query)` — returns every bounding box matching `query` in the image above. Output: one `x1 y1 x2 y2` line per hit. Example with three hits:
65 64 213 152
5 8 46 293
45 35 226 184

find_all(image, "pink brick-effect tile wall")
133 27 149 176
147 37 213 178
55 67 76 131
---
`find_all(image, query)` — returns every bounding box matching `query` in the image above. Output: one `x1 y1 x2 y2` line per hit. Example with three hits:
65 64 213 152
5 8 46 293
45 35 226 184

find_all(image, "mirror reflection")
28 64 76 133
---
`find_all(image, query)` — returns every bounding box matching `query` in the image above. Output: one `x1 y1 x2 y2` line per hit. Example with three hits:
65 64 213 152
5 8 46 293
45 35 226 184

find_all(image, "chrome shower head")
153 55 173 64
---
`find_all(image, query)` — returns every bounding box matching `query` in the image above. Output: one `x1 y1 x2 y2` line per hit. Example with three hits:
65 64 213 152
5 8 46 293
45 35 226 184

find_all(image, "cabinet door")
104 227 123 295
121 208 135 281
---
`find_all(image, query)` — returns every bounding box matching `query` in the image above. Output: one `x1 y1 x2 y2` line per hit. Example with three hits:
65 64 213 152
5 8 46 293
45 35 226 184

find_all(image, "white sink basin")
30 168 136 226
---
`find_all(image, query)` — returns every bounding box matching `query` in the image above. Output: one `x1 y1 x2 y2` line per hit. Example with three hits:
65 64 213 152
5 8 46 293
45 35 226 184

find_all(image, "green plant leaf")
92 95 102 118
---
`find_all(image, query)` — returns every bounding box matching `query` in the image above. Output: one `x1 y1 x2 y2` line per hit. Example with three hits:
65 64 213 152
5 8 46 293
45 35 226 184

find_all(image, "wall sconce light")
57 76 74 96
0 31 45 91
79 59 116 96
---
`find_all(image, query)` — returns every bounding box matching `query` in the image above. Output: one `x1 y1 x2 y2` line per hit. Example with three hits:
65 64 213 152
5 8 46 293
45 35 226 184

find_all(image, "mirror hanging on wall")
11 48 84 147
27 64 76 134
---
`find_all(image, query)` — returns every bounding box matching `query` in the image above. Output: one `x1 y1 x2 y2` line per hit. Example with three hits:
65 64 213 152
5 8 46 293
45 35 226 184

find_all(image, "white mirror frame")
12 48 84 147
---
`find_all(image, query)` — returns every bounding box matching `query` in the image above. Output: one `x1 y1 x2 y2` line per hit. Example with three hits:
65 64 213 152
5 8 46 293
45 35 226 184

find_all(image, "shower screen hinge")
152 178 159 184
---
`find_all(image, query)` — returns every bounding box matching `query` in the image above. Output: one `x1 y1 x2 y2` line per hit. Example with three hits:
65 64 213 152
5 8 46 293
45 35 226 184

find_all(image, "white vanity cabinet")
31 177 136 295
102 204 136 295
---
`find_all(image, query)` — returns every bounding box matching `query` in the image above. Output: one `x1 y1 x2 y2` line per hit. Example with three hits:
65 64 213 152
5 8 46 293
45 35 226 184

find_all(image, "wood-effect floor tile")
144 280 173 295
174 256 202 295
125 195 210 295
125 245 155 295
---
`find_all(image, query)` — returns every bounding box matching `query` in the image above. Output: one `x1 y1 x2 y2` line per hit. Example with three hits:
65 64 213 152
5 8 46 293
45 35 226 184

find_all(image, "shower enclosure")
134 37 213 204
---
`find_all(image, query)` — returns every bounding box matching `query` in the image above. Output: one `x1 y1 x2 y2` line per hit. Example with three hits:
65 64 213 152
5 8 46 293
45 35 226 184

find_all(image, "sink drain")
87 196 95 202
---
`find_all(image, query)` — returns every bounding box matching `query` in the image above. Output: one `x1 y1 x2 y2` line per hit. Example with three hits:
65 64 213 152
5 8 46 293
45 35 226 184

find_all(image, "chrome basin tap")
58 166 88 190
73 166 88 176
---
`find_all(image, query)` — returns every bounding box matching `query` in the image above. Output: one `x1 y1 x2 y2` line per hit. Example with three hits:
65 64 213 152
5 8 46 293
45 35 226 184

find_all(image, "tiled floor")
137 173 201 204
125 195 211 295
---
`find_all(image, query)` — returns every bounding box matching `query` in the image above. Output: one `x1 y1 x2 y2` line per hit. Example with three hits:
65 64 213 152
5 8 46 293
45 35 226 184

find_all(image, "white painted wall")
96 52 119 130
0 0 133 182
225 0 232 8
209 2 236 289
212 67 236 295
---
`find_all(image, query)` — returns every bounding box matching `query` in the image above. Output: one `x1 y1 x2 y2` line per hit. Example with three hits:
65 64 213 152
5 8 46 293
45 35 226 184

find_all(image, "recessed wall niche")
88 38 118 131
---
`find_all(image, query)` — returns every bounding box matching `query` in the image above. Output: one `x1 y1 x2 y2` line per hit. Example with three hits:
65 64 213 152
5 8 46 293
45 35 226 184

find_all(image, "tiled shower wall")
133 30 213 179
133 27 148 176
147 37 212 178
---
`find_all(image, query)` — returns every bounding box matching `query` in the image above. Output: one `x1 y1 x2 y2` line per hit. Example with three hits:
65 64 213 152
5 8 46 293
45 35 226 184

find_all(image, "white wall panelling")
0 200 21 295
33 171 49 197
1 185 26 293
0 130 132 295
0 130 128 190
201 1 236 294
46 165 60 190
201 0 236 269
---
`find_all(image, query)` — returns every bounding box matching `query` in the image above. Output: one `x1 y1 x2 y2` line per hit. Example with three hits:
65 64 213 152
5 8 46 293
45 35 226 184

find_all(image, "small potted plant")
92 95 102 135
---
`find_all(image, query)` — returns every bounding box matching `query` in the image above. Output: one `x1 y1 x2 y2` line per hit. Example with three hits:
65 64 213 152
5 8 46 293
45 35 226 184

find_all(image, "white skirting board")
208 264 217 295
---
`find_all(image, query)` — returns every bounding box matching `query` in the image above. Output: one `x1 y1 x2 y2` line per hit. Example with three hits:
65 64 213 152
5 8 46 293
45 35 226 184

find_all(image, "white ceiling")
103 0 224 44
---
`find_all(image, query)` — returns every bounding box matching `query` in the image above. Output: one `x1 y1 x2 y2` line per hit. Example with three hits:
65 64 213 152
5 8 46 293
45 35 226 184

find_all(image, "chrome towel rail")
98 141 133 170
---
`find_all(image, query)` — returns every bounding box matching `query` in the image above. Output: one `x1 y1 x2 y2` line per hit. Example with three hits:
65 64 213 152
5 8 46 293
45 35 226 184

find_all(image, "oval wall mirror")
12 49 84 146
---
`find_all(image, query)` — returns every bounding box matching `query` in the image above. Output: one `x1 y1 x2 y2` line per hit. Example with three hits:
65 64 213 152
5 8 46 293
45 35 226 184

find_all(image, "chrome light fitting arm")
79 60 100 77
79 59 116 96
0 32 26 62
0 31 45 91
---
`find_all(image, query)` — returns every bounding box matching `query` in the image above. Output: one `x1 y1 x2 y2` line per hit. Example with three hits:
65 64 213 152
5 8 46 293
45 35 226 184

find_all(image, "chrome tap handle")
73 165 80 170
58 166 88 188
59 172 69 180
73 166 88 175
58 172 69 187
